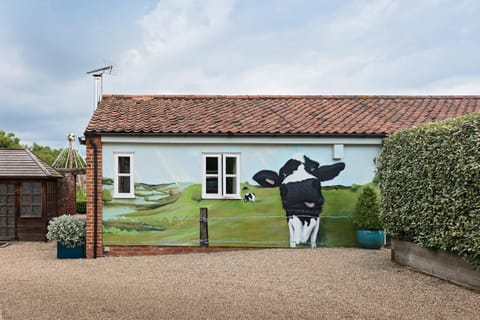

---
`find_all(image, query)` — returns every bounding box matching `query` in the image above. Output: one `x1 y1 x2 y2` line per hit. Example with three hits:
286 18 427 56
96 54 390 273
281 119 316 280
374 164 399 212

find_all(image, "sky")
1 0 480 149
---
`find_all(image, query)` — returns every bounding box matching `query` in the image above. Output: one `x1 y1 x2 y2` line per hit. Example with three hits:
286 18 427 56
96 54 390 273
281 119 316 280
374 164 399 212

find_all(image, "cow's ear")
253 170 280 187
312 162 345 182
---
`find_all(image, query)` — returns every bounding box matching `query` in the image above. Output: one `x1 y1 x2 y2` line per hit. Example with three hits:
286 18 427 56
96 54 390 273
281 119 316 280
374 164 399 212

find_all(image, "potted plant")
46 214 86 259
353 186 384 249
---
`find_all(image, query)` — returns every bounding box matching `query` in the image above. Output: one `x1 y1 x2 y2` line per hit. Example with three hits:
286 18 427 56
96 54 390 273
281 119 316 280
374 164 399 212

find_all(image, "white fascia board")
101 135 383 145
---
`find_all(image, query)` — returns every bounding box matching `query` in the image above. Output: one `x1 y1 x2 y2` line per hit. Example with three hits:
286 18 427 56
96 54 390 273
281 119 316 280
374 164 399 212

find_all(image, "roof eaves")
85 131 387 139
25 149 63 178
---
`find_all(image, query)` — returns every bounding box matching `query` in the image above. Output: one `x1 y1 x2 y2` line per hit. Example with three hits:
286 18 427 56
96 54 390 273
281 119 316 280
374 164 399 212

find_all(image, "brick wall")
56 171 76 215
104 246 254 257
85 135 103 258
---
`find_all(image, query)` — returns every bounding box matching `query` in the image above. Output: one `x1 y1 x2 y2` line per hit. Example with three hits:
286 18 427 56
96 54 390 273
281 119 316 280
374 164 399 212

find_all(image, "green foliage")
30 142 61 165
76 201 86 214
377 113 480 269
353 186 382 230
0 130 22 148
76 187 86 201
46 215 86 248
76 187 86 213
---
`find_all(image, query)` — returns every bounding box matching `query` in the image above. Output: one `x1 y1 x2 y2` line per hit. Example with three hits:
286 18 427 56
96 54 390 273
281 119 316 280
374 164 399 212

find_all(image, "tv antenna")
86 64 114 110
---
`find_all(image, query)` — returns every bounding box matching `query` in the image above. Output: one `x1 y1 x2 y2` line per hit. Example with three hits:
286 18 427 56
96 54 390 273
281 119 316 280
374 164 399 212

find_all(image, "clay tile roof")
0 149 63 178
85 95 480 136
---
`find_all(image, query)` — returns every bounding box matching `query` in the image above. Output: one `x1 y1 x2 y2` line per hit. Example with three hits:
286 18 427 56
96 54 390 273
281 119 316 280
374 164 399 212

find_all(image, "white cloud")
0 47 31 85
326 0 398 36
109 0 480 96
140 0 234 56
4 0 480 149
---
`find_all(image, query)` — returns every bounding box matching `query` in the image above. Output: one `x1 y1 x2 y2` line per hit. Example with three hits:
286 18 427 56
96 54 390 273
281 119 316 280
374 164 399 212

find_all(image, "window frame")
113 152 135 199
202 153 240 200
20 181 42 218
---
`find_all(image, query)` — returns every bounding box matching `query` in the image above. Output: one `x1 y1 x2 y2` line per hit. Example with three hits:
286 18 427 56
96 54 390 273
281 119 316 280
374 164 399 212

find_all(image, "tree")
30 142 62 165
0 130 22 148
353 186 382 230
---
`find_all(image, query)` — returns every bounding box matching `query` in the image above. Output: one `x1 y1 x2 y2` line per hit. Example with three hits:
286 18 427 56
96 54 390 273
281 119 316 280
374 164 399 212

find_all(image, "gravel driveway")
0 242 478 320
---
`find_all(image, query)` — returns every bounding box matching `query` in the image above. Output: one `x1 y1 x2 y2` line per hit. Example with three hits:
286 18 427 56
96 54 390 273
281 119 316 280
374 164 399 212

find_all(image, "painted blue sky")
1 0 479 149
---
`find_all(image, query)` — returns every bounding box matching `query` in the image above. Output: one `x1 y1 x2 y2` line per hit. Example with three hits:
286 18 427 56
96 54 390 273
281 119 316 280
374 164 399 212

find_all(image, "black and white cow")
244 192 256 202
253 154 345 248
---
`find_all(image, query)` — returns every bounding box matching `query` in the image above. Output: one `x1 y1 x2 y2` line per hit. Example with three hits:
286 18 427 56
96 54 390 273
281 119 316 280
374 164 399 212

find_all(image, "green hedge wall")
377 113 480 269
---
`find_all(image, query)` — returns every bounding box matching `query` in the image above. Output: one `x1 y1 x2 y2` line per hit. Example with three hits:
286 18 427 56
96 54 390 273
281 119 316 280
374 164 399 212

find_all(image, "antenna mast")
86 65 113 110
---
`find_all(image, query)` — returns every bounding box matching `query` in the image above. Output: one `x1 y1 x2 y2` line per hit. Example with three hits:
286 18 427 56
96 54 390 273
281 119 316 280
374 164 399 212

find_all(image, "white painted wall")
101 136 381 187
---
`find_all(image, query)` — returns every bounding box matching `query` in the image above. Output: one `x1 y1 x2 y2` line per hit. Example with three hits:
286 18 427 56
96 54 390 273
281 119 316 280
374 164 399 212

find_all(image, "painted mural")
101 144 378 248
253 155 345 247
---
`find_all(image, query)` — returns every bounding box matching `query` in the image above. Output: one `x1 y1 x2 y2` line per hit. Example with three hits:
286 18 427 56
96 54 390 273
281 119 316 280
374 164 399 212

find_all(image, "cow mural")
253 154 345 248
243 192 256 202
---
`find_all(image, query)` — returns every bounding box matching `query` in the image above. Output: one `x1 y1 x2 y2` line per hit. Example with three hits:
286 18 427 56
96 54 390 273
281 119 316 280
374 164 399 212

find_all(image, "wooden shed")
0 149 63 241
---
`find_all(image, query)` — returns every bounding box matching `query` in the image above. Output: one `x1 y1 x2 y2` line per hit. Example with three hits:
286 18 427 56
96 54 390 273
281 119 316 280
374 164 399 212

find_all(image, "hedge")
377 113 480 269
76 201 86 214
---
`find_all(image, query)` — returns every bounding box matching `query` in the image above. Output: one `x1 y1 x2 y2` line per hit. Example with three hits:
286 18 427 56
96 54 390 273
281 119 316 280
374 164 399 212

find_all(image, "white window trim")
113 152 135 198
202 153 241 200
202 153 221 199
222 153 240 199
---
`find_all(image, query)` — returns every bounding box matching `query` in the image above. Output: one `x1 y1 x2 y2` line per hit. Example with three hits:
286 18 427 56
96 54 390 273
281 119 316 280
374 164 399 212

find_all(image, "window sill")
202 195 241 200
113 194 136 199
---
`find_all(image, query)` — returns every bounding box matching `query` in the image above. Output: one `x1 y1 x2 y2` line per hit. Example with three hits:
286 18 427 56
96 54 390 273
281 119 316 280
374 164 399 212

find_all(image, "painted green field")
103 183 373 247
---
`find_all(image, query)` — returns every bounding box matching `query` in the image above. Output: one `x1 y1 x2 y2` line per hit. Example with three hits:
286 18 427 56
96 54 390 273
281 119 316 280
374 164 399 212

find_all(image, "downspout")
87 134 98 259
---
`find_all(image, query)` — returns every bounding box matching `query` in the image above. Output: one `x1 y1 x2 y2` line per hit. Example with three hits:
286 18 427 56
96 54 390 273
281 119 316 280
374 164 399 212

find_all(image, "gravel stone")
0 242 478 320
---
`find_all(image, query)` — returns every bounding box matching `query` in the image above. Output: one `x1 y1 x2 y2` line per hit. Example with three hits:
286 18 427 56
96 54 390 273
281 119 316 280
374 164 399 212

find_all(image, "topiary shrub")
377 113 480 269
353 186 382 230
46 215 86 248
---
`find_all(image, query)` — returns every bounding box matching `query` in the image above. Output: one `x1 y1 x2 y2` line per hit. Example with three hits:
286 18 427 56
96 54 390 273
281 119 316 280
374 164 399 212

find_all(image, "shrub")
377 113 480 269
46 215 86 248
76 186 86 201
353 186 382 230
76 201 86 214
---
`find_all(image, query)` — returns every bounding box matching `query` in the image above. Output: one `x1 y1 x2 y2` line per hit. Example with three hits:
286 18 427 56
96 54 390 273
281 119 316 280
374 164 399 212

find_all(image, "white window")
202 153 240 199
114 153 134 198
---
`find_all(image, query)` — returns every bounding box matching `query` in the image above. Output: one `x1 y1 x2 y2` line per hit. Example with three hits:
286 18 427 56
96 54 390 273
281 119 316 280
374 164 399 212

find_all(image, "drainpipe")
87 134 98 258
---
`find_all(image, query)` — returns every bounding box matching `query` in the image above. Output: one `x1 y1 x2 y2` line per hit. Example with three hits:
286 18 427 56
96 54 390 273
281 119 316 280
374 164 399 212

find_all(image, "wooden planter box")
391 239 480 291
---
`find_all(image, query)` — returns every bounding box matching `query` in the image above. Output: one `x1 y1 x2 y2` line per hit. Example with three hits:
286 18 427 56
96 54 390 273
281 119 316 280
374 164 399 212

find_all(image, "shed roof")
85 95 480 136
0 149 63 179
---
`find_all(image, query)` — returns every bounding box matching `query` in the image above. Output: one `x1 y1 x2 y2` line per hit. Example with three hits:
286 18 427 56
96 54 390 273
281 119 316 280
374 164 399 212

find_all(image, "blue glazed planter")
57 242 85 259
356 230 385 249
